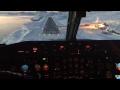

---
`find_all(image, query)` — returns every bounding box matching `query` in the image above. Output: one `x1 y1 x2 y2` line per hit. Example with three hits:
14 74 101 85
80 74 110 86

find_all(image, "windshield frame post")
66 11 86 40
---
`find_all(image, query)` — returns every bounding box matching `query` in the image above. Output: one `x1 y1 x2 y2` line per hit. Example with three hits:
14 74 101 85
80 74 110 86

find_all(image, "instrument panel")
0 41 120 79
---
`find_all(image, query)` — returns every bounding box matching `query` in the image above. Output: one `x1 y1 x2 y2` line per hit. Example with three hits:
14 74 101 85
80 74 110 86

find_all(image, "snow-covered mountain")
2 11 120 45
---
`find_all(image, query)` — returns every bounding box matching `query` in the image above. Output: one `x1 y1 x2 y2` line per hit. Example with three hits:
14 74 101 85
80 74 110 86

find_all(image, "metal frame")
66 11 86 40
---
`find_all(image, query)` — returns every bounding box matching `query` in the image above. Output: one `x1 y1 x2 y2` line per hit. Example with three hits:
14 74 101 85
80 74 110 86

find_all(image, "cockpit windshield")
1 11 120 45
76 11 120 40
0 11 69 45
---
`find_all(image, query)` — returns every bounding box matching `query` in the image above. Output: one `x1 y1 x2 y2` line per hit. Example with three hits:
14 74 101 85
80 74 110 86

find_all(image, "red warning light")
86 45 90 49
33 48 38 51
33 47 38 53
60 46 64 49
33 50 37 53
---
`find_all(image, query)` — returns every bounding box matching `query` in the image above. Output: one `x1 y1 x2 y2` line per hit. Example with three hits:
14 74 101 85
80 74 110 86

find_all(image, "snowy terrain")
1 11 68 44
76 11 120 40
2 26 30 44
2 11 120 45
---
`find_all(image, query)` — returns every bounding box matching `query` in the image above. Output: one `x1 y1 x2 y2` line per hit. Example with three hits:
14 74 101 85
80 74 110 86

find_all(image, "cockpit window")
76 11 120 40
0 11 69 45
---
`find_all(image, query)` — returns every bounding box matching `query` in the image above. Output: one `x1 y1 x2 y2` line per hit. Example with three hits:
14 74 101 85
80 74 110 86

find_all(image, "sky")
0 11 58 13
0 11 37 13
0 11 36 12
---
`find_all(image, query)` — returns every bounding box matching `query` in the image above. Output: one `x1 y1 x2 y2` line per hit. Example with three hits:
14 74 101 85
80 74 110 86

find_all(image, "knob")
73 76 79 79
116 63 120 71
69 70 73 74
74 63 79 68
63 59 67 63
68 64 73 68
35 64 41 72
43 64 49 71
74 58 79 62
63 71 67 75
80 59 84 63
80 70 84 75
36 73 42 79
44 74 49 78
106 63 113 70
79 76 84 79
21 64 29 75
105 71 113 78
63 65 67 69
68 58 73 62
74 69 78 74
88 60 92 64
63 77 68 79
